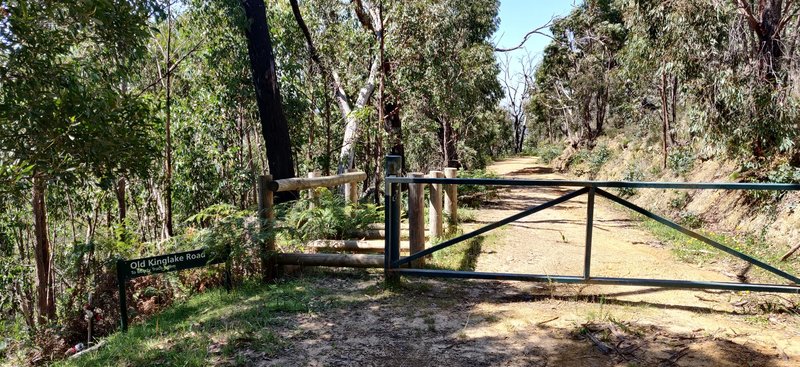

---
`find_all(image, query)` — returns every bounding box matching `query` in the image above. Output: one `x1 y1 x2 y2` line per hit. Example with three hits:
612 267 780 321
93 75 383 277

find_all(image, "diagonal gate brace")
393 187 589 268
596 188 800 285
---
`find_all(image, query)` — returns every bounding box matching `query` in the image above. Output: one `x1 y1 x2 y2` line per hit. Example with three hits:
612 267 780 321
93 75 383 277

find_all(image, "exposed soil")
258 157 800 367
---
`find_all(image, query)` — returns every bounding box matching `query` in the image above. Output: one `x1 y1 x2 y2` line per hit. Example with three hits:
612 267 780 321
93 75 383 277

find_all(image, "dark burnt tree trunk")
115 177 127 222
758 0 783 81
739 0 788 82
437 117 460 168
32 175 55 324
241 0 296 201
384 102 404 158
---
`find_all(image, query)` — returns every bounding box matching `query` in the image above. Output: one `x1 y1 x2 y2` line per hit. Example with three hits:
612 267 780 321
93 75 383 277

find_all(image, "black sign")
121 248 225 278
117 248 230 332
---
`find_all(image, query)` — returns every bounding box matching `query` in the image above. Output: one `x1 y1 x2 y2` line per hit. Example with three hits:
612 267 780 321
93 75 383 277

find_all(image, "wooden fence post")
258 175 276 281
444 167 458 230
428 170 443 240
408 172 425 267
344 169 358 204
307 171 319 207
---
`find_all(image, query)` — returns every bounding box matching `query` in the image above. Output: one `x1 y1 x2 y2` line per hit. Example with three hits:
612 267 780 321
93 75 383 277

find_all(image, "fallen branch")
583 330 612 354
660 346 689 366
780 242 800 261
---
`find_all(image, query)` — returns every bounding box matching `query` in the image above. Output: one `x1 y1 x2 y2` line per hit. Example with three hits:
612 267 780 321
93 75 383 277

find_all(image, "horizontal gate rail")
382 155 800 294
388 176 800 191
393 269 800 294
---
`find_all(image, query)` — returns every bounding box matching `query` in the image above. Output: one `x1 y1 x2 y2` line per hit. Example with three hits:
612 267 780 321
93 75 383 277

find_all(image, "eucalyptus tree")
289 0 380 174
528 0 626 149
0 0 160 324
240 0 297 190
390 0 503 169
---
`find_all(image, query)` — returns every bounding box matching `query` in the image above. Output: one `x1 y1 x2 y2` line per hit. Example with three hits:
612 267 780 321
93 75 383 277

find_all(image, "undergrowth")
639 218 800 284
458 169 501 208
277 189 383 246
532 144 563 164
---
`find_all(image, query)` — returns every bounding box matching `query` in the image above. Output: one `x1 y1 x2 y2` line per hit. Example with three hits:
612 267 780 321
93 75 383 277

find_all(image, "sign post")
116 248 230 332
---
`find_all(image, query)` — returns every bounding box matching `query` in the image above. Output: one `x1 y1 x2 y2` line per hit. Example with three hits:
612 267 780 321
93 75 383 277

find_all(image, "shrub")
678 211 704 229
669 191 691 210
617 164 644 198
278 189 383 245
534 145 563 164
667 146 695 176
458 169 500 208
587 145 612 179
742 162 800 202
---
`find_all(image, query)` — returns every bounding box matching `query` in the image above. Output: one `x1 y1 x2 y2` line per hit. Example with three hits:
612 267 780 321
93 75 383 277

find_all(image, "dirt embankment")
561 137 800 262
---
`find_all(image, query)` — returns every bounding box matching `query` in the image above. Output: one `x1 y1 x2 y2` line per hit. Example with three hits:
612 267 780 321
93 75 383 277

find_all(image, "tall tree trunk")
670 75 678 144
438 118 460 168
660 72 670 168
290 0 379 174
115 177 127 222
384 101 404 158
324 91 332 176
759 0 783 81
375 1 404 165
32 175 55 324
241 0 297 201
163 0 174 237
334 60 379 173
738 0 786 81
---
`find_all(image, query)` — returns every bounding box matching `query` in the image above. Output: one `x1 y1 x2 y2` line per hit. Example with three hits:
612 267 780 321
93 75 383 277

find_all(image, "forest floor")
61 157 800 367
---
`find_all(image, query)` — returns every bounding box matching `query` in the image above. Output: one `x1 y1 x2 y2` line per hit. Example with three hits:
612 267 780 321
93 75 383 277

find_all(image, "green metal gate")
383 155 800 294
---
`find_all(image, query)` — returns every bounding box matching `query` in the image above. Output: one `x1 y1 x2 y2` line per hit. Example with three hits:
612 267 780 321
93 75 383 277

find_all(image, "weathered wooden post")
444 167 458 230
258 175 276 281
344 169 358 204
307 171 319 207
428 170 444 240
408 172 425 267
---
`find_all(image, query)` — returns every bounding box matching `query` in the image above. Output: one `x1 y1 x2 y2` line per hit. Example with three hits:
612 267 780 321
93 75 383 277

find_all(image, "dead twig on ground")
582 330 613 354
659 346 689 366
536 316 559 326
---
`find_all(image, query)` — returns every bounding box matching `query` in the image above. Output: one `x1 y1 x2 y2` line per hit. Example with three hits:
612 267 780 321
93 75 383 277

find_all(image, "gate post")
444 167 458 231
428 170 444 240
583 186 595 280
117 259 128 332
408 172 425 267
385 156 402 283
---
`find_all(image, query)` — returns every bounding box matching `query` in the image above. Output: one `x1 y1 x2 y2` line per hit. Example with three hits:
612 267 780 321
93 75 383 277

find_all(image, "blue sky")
494 1 577 100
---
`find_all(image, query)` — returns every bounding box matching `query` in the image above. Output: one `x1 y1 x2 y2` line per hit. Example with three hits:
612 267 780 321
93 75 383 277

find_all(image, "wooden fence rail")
257 167 458 275
267 171 366 193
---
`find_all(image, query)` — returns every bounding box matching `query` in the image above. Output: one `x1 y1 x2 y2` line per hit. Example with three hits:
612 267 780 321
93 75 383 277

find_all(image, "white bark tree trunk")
334 57 380 173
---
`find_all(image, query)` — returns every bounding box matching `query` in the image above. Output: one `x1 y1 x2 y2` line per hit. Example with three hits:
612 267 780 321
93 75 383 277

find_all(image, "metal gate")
383 155 800 294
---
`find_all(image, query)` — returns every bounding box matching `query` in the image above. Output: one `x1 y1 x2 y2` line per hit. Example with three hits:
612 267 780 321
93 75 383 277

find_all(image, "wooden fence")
257 168 459 278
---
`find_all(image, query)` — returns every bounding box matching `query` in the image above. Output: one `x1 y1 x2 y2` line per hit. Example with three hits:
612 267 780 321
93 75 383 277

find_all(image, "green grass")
426 230 500 271
56 280 317 367
640 218 800 283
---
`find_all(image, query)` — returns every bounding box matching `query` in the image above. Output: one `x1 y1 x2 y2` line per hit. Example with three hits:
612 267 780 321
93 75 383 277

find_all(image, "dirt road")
264 157 800 367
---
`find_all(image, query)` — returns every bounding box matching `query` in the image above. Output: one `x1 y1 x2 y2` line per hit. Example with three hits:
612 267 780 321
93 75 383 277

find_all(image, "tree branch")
495 19 555 52
135 40 203 98
778 0 800 33
353 0 375 33
736 0 765 38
